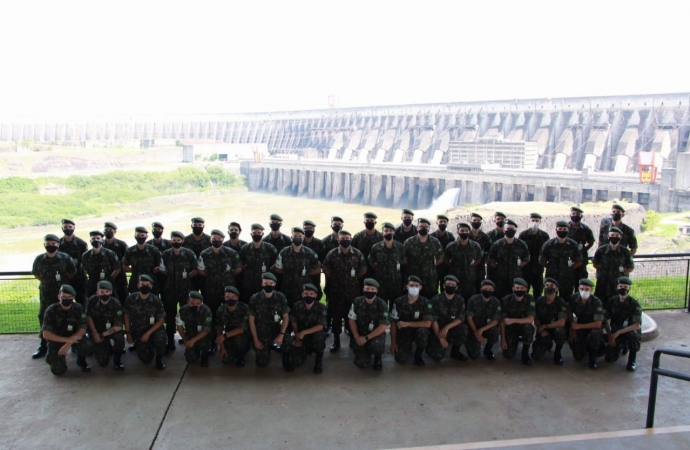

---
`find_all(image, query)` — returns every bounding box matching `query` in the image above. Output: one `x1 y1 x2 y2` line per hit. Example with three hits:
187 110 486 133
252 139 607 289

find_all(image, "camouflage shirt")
403 235 444 283
215 302 249 334
430 230 455 252
368 240 404 300
599 222 638 251
394 224 417 243
32 252 77 300
465 294 502 326
103 238 128 260
430 292 465 328
146 238 173 253
183 233 212 258
568 294 604 324
175 303 213 338
82 247 121 291
275 246 321 303
319 233 340 262
160 247 199 296
263 232 292 253
500 293 536 319
444 240 483 283
223 239 248 254
322 247 367 303
123 293 165 332
347 296 390 336
248 291 290 337
59 236 88 276
534 296 568 325
592 244 635 298
487 238 530 286
239 242 279 299
302 237 323 256
86 295 124 331
198 246 242 296
42 302 87 336
390 295 435 323
487 228 505 245
538 237 583 283
567 222 595 266
469 230 491 257
123 244 162 290
290 300 327 331
352 230 383 260
605 295 642 330
518 229 550 271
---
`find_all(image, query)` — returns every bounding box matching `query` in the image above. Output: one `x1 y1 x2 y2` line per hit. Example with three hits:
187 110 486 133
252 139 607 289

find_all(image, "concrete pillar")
344 173 352 202
325 172 333 199
503 184 514 202
385 175 393 203
363 174 372 204
392 176 406 207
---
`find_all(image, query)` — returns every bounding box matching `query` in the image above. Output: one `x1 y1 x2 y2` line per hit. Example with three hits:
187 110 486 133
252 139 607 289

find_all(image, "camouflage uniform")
215 302 250 361
183 233 211 292
567 223 595 281
469 230 491 292
147 238 172 305
487 238 530 299
59 236 88 305
275 246 321 307
302 237 324 291
123 293 167 363
599 222 638 253
176 304 213 363
518 229 550 298
430 230 455 288
160 247 198 344
390 295 435 363
592 245 634 300
319 234 340 262
86 294 125 366
403 235 444 299
239 242 278 304
42 303 92 375
199 246 242 328
531 295 568 360
538 238 583 298
486 229 505 285
394 224 417 243
352 230 383 260
347 296 389 367
500 293 536 359
223 239 248 253
444 240 483 302
368 240 404 306
290 300 327 367
223 239 248 297
567 293 604 360
427 292 468 361
248 290 293 367
263 233 292 253
82 247 121 298
32 252 77 325
322 247 367 335
465 294 501 359
103 238 129 302
604 295 642 362
123 244 162 295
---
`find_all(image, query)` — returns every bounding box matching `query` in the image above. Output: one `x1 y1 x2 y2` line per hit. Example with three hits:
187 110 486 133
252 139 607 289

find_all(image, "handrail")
646 348 690 428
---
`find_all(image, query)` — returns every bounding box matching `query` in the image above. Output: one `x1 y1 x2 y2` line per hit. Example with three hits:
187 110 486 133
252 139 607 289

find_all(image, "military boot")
313 352 323 374
330 335 340 353
626 350 637 372
113 353 124 371
32 339 48 359
76 356 92 373
521 345 532 366
588 351 598 370
413 347 425 366
450 345 469 361
553 345 563 366
484 344 496 361
200 353 209 368
282 353 294 372
373 356 382 371
156 354 166 370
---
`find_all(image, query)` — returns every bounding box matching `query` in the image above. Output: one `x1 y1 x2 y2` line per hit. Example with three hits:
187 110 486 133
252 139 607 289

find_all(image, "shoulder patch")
427 304 433 309
117 311 123 315
529 302 535 307
81 313 87 319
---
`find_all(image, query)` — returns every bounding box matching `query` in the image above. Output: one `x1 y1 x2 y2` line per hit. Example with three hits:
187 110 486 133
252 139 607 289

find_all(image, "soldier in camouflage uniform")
320 216 345 335
159 230 199 352
598 204 638 255
518 213 550 298
592 227 635 300
430 214 455 286
469 212 491 293
183 217 212 293
390 276 434 366
568 206 596 282
604 277 642 371
568 278 604 370
31 234 77 359
322 230 367 352
82 230 121 298
85 281 125 370
486 211 506 285
41 285 93 375
272 227 321 307
223 221 247 298
465 280 501 360
147 221 171 308
427 275 469 362
368 222 404 308
531 278 568 365
348 278 389 370
103 222 129 302
123 275 167 370
176 291 213 367
403 218 444 299
353 212 383 283
123 226 162 296
539 220 583 298
215 286 250 367
239 224 278 304
444 222 483 302
59 219 88 305
263 213 292 253
289 283 327 373
394 208 417 243
488 219 530 299
248 273 294 371
500 278 536 365
301 220 323 293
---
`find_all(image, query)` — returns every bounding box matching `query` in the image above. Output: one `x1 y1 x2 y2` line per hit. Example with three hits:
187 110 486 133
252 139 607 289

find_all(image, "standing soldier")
465 280 501 360
403 218 444 299
289 283 327 374
487 219 529 299
86 281 125 370
31 234 77 359
147 221 171 306
444 222 483 302
599 204 638 255
568 278 604 370
322 230 367 352
223 221 247 253
176 291 213 367
215 286 250 367
239 224 278 304
59 219 88 305
469 212 491 293
301 220 323 292
123 275 167 370
272 227 321 308
568 206 596 282
352 212 383 280
320 216 345 335
604 277 642 371
390 276 434 366
427 275 469 362
368 222 404 308
499 278 536 365
531 278 568 365
592 227 635 300
539 220 583 299
348 279 389 370
103 222 129 302
394 208 417 243
486 211 506 284
430 214 455 285
82 230 121 298
263 213 292 253
123 226 162 296
41 285 92 375
247 273 294 371
183 217 212 293
518 213 550 298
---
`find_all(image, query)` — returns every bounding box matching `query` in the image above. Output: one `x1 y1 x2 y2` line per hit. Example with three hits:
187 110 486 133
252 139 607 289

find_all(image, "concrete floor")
2 310 690 450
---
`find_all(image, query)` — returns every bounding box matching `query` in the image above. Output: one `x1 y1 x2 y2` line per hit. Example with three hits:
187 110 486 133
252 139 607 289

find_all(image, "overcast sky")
2 1 689 118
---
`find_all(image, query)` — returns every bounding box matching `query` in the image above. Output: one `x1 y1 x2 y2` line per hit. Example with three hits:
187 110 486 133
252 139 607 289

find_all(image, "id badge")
149 317 155 325
350 268 355 278
274 314 280 323
67 325 73 332
396 262 400 271
226 264 231 273
105 322 111 330
302 267 306 277
55 273 61 281
619 266 624 272
414 311 420 319
197 325 202 332
182 270 187 279
368 322 374 331
578 244 583 251
261 263 266 273
100 271 105 280
451 315 456 319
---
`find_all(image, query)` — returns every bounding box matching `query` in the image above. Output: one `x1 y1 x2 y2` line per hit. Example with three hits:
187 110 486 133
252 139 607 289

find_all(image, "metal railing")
646 348 690 428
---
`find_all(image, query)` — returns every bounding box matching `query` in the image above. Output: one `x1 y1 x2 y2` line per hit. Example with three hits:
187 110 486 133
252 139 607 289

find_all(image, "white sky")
2 0 689 117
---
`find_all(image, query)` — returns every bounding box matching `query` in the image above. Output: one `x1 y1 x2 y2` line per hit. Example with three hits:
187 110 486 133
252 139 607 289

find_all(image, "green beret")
578 278 595 288
364 212 378 219
135 226 148 234
171 231 185 240
191 217 205 224
444 275 460 284
188 290 204 300
303 220 316 227
608 227 623 235
612 204 626 213
470 212 483 220
513 277 529 288
331 216 344 223
556 220 570 228
407 275 423 285
381 222 396 230
151 222 164 229
210 229 225 238
291 227 305 235
302 283 319 293
544 277 560 287
617 276 633 286
104 221 117 230
338 230 352 237
251 223 265 231
228 222 242 231
262 272 277 282
44 234 60 243
269 214 283 221
505 219 518 228
90 230 104 237
139 274 154 284
530 212 542 219
363 278 380 288
437 214 450 221
495 211 507 218
61 218 75 226
481 280 496 288
570 206 584 213
59 284 77 296
224 286 240 296
402 209 414 216
97 281 113 290
418 218 431 225
457 222 471 231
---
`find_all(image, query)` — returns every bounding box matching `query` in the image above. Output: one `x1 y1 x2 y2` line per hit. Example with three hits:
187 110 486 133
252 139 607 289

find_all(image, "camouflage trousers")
184 338 212 363
394 327 430 364
353 334 386 367
253 332 294 367
93 331 125 366
291 331 326 367
466 326 499 359
569 328 603 361
427 324 469 361
131 328 167 364
531 327 567 360
522 268 544 299
605 330 641 363
46 338 93 375
222 334 250 362
502 323 535 359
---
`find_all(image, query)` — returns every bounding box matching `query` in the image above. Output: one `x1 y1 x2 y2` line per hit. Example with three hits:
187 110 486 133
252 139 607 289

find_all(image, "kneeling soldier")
124 275 167 370
348 278 389 370
568 278 604 370
176 291 213 367
216 286 250 367
290 283 327 373
500 278 536 365
428 275 469 362
390 276 434 366
86 281 125 370
42 285 92 375
604 276 642 371
465 280 501 360
532 278 568 365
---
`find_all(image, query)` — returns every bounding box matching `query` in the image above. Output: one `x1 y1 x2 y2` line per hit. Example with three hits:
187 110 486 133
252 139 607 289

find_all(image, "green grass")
632 276 687 309
0 277 40 334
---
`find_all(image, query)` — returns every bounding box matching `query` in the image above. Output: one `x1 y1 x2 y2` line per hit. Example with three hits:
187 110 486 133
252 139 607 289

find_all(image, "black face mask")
364 222 375 230
402 219 413 227
418 228 429 236
292 238 303 246
481 289 494 298
513 290 526 298
172 242 182 249
61 298 73 307
62 229 74 236
192 226 204 236
104 231 114 239
570 215 581 223
303 296 316 305
91 240 102 248
263 285 275 293
211 241 223 248
152 231 163 239
229 232 239 240
471 222 482 229
332 225 342 233
458 233 470 240
609 236 621 245
438 224 447 231
189 306 199 314
139 285 151 295
45 245 58 254
251 235 263 242
612 213 622 221
225 299 238 307
100 295 110 302
556 230 569 239
383 234 393 241
269 223 281 231
496 220 505 228
364 291 377 299
444 286 457 295
340 240 352 248
304 230 314 238
135 236 147 245
617 288 629 296
504 229 516 238
544 287 557 295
